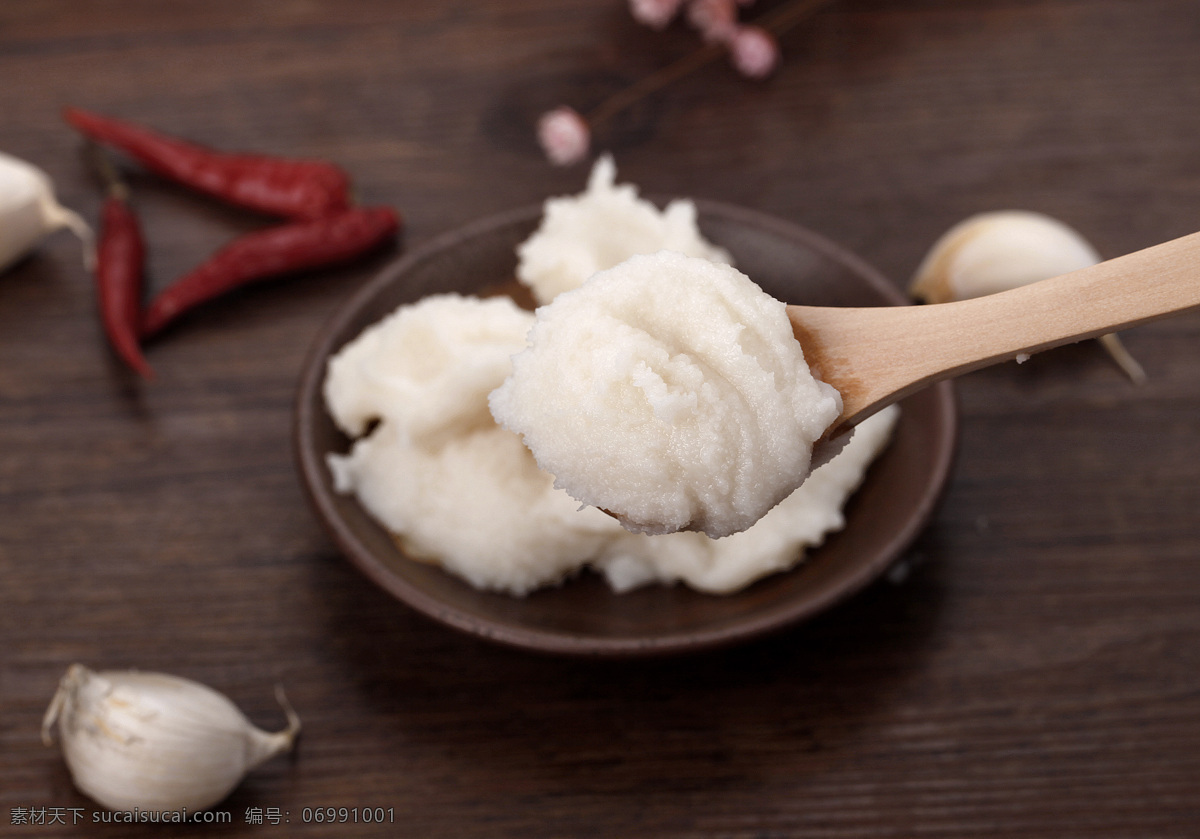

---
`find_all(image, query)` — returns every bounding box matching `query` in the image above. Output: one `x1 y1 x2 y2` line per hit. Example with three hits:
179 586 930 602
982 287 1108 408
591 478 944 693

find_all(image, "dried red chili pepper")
64 107 352 221
142 206 400 337
93 162 153 379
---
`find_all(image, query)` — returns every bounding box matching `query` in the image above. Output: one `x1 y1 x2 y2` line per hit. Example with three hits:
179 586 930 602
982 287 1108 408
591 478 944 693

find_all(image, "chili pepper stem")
87 142 130 203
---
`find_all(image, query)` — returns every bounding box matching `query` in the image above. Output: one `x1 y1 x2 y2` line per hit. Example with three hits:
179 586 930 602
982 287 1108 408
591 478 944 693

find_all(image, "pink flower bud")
537 107 591 166
630 0 684 29
686 0 738 44
729 25 779 79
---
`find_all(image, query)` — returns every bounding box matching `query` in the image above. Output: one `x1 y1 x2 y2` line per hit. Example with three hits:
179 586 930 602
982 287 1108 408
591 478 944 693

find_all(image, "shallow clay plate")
295 201 957 656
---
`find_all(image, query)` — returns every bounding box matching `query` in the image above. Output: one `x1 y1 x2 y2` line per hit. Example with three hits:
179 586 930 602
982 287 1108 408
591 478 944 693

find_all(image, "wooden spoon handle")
789 230 1200 433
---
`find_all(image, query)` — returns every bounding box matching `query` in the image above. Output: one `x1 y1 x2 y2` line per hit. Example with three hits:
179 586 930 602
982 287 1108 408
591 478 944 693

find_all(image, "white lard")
324 159 899 595
490 251 843 539
516 154 730 304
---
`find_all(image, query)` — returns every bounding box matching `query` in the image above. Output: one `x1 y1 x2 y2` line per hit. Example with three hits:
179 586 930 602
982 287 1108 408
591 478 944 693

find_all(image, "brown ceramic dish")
294 201 958 657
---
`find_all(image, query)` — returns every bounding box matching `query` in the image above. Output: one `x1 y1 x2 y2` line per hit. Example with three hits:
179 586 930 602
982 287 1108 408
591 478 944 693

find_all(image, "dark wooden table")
4 1 1200 836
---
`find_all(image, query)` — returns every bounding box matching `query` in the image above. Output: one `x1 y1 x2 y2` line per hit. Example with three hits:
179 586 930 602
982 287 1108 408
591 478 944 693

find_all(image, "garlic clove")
42 664 300 813
910 210 1145 382
0 151 94 274
910 210 1102 303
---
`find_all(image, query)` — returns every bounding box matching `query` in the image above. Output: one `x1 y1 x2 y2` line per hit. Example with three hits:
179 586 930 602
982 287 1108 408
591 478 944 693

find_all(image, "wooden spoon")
788 230 1200 437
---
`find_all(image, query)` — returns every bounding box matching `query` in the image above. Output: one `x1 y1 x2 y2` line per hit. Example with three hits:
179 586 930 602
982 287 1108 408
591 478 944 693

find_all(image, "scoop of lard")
489 251 843 539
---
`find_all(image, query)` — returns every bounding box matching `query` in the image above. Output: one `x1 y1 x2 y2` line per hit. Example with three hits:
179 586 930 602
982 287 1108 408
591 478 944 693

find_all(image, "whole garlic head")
910 210 1146 382
42 664 300 813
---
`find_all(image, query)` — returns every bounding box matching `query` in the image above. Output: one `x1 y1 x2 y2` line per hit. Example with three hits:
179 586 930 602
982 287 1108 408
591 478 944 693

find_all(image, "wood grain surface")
3 1 1200 836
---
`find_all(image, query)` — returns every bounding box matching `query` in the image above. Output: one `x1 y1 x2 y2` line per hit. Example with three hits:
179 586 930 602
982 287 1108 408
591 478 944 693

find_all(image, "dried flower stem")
587 0 836 130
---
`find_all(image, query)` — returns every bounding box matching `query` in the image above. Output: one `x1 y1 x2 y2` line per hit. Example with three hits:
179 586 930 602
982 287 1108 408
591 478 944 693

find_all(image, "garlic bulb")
910 210 1146 383
42 664 300 812
0 150 94 274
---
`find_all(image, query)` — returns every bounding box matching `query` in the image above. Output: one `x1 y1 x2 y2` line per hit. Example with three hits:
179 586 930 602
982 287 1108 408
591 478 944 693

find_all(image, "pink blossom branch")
537 0 838 165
